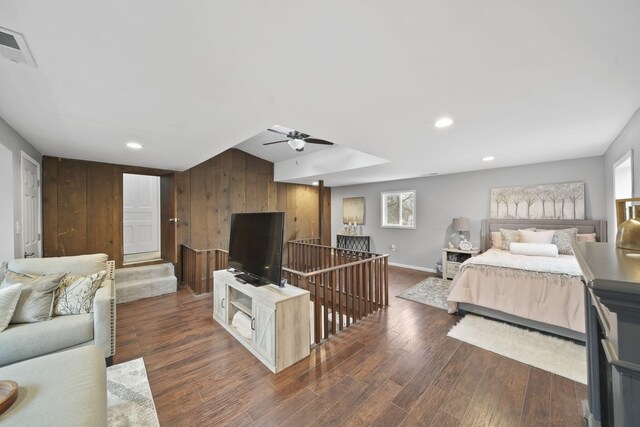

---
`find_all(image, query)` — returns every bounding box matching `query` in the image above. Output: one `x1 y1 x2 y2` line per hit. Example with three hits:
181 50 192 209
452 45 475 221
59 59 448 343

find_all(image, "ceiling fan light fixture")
288 138 306 151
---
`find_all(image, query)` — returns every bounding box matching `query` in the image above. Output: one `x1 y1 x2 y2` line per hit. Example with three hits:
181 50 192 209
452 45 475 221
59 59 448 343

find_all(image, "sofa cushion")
0 284 22 332
8 253 108 276
0 313 94 366
2 272 67 323
54 270 106 316
0 346 107 426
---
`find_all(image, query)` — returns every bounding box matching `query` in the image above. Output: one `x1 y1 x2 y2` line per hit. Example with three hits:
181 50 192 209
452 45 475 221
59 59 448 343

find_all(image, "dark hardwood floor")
115 266 587 426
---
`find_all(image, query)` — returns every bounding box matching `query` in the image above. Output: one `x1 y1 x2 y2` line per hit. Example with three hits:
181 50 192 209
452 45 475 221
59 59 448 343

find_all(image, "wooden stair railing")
283 239 389 345
181 245 228 294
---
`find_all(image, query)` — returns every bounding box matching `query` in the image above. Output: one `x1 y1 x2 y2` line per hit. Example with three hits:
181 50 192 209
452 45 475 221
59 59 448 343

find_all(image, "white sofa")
0 346 107 426
0 254 116 367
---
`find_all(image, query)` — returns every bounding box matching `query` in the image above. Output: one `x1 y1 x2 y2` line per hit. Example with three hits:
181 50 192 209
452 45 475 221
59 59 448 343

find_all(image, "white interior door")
0 144 13 261
21 152 40 258
123 173 160 255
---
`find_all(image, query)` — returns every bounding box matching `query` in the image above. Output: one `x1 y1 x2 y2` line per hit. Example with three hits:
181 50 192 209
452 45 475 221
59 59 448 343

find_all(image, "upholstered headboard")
480 219 608 251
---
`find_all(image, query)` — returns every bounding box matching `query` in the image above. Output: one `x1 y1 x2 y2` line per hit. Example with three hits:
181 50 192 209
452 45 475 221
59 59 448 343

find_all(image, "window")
381 190 416 229
614 150 633 200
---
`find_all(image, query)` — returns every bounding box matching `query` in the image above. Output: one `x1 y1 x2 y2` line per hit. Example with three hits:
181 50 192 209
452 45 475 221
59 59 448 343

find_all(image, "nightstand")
442 247 480 280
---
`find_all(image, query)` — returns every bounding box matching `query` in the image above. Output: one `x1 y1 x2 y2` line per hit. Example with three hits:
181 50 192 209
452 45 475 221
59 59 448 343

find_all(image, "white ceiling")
0 1 639 186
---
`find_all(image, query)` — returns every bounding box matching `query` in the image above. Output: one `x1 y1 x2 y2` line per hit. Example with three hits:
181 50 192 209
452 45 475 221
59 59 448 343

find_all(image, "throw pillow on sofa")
2 271 67 323
53 270 106 315
0 283 23 332
0 261 7 283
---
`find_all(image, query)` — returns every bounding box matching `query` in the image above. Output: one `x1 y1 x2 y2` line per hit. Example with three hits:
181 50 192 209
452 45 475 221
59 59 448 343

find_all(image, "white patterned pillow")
0 283 22 332
54 270 106 316
551 228 578 255
0 261 7 284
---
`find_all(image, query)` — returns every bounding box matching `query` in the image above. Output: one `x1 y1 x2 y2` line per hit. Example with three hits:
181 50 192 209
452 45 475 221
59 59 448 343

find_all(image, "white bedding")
462 248 582 276
447 248 586 333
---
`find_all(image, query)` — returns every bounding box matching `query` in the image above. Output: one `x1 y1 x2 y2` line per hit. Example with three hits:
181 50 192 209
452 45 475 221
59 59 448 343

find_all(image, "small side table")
442 248 480 280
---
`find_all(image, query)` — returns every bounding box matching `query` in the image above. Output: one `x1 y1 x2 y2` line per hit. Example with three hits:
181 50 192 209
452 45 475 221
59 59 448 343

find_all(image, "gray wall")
332 156 606 271
0 116 42 259
604 107 640 239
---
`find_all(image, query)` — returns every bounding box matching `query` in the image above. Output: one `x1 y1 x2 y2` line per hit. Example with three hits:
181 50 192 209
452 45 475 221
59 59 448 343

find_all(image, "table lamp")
452 217 470 243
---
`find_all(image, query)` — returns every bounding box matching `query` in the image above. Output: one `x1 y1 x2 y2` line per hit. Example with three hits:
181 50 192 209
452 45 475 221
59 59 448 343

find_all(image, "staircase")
115 262 177 304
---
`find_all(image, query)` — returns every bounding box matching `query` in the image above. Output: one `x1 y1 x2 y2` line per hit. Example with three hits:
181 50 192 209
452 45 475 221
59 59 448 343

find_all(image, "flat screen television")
228 212 285 286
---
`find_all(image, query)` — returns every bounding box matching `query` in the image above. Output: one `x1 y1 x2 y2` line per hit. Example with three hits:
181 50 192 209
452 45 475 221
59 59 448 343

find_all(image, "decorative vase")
616 206 640 251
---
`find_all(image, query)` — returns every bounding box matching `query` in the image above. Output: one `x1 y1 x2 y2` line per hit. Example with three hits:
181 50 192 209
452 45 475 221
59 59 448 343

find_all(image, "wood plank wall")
175 150 330 277
42 156 173 266
42 149 330 272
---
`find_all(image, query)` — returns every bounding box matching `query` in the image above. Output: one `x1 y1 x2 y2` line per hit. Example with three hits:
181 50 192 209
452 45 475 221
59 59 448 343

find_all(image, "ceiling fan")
263 125 334 152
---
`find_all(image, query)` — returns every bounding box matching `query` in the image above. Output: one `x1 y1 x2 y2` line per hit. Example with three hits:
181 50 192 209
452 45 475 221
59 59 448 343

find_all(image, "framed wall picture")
342 197 365 224
490 182 585 220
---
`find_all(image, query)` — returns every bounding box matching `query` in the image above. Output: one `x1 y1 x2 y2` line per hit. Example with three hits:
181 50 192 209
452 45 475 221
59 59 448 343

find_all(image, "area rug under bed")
448 314 587 384
107 357 160 427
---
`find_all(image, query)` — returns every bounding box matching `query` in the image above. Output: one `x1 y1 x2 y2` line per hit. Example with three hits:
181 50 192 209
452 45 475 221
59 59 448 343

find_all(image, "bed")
446 218 607 341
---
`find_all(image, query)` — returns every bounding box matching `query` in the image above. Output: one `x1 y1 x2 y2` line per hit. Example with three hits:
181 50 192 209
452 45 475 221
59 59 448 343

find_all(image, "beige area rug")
396 277 450 310
448 314 587 384
107 358 160 427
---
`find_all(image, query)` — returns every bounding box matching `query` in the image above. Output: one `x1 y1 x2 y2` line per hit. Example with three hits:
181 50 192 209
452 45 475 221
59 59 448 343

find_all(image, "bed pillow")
491 232 502 248
551 228 579 255
577 233 597 242
2 271 67 323
500 228 535 251
510 242 559 257
519 229 555 244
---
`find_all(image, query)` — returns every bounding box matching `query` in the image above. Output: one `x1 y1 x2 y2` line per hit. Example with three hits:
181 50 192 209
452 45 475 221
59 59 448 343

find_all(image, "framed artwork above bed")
490 182 585 220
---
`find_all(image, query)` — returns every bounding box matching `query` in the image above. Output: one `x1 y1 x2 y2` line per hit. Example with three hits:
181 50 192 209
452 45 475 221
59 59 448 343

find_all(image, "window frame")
381 190 416 229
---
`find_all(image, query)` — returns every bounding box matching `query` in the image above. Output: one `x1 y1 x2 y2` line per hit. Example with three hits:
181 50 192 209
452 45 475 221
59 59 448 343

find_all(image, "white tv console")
212 270 311 373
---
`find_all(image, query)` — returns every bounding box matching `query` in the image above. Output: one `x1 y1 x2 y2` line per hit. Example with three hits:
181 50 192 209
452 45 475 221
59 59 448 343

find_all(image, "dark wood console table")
573 242 640 427
336 234 370 252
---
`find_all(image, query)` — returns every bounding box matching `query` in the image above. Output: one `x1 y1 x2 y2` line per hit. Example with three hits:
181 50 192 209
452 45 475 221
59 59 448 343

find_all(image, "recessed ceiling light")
434 117 454 128
483 156 495 162
126 142 143 150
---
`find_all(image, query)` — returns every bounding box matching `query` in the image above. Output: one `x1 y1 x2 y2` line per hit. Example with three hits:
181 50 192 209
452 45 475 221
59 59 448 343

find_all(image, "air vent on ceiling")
0 26 36 67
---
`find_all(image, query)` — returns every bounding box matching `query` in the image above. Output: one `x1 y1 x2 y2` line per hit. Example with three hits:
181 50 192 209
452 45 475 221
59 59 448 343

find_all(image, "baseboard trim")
388 262 437 273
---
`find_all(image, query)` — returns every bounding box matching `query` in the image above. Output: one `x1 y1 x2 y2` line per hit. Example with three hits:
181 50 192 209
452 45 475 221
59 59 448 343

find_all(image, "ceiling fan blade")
263 140 289 145
304 138 334 145
267 128 289 136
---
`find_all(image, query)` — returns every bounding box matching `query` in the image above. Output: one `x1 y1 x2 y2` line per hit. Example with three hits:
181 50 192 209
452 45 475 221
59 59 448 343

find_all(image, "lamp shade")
452 217 470 232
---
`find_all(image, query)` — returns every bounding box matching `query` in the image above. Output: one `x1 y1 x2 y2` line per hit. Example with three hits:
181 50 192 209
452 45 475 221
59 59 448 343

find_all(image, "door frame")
116 168 177 267
122 173 162 256
20 151 42 258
